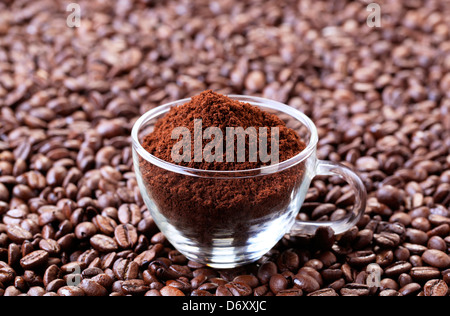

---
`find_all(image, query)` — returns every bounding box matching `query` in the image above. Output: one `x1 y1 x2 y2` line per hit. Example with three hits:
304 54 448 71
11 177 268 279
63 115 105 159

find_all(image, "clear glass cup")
132 95 367 268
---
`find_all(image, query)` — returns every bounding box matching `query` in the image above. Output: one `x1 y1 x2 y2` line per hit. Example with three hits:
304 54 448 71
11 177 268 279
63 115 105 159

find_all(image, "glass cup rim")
131 94 319 178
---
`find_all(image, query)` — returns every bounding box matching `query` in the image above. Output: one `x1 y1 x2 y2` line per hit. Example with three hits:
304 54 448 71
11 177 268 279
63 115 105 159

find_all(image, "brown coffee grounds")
139 91 306 247
143 90 304 170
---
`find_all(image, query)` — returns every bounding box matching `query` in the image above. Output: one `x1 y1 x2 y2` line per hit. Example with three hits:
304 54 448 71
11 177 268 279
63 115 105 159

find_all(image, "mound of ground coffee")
139 91 307 247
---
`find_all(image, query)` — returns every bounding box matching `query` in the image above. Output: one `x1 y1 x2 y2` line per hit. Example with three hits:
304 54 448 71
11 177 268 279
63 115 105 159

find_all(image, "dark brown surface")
0 0 449 296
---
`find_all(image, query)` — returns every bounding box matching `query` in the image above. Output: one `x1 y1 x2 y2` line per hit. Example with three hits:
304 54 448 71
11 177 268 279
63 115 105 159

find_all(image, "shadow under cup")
132 96 323 268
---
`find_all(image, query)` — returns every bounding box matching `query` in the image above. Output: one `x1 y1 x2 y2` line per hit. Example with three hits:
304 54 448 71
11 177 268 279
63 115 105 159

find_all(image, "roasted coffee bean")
57 286 85 297
160 285 185 296
216 285 233 296
0 263 15 285
3 286 22 296
269 274 288 294
20 250 49 270
198 282 219 293
374 232 401 248
113 258 139 280
191 274 208 290
79 278 108 296
352 229 373 249
8 243 20 267
12 184 34 201
6 225 32 243
410 267 441 282
293 273 320 293
233 275 259 289
347 251 376 267
379 289 402 297
276 249 300 272
224 281 252 296
377 186 404 209
276 288 303 296
321 267 343 283
114 224 138 249
422 249 450 269
168 265 193 279
403 243 427 256
399 283 422 296
423 279 448 297
257 261 277 284
75 222 97 240
168 250 187 265
57 233 76 251
0 184 10 203
427 236 447 251
45 279 65 293
384 261 413 277
118 204 142 226
166 278 192 293
442 269 450 286
81 267 103 279
91 273 114 289
406 228 428 245
39 239 61 255
376 250 394 267
307 288 339 296
46 167 67 187
122 279 150 296
92 215 116 236
190 289 214 296
43 265 62 287
90 234 118 253
133 244 163 268
340 283 370 296
311 203 336 219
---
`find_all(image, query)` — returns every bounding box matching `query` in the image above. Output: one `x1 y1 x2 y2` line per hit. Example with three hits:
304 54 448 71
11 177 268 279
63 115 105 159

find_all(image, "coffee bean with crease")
118 204 142 226
20 250 49 270
340 283 370 296
423 279 448 296
121 279 150 295
93 215 117 236
377 185 405 209
347 251 376 268
224 281 252 296
276 249 300 272
276 288 303 296
6 225 32 243
90 234 118 252
374 232 401 248
79 278 108 296
148 258 179 280
114 224 138 249
113 258 139 280
293 273 320 293
307 288 339 296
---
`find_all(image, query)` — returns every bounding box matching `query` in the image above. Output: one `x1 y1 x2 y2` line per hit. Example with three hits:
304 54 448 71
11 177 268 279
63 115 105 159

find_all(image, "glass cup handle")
290 160 367 236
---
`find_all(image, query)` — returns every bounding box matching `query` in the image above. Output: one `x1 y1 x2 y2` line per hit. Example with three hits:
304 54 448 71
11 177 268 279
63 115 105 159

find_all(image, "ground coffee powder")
139 91 307 248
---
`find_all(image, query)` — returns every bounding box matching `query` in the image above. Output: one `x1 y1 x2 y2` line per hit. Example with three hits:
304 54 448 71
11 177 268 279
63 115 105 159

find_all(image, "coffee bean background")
0 0 449 296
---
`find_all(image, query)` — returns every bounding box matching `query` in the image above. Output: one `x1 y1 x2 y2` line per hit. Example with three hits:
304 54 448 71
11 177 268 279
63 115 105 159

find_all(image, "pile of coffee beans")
0 0 449 296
